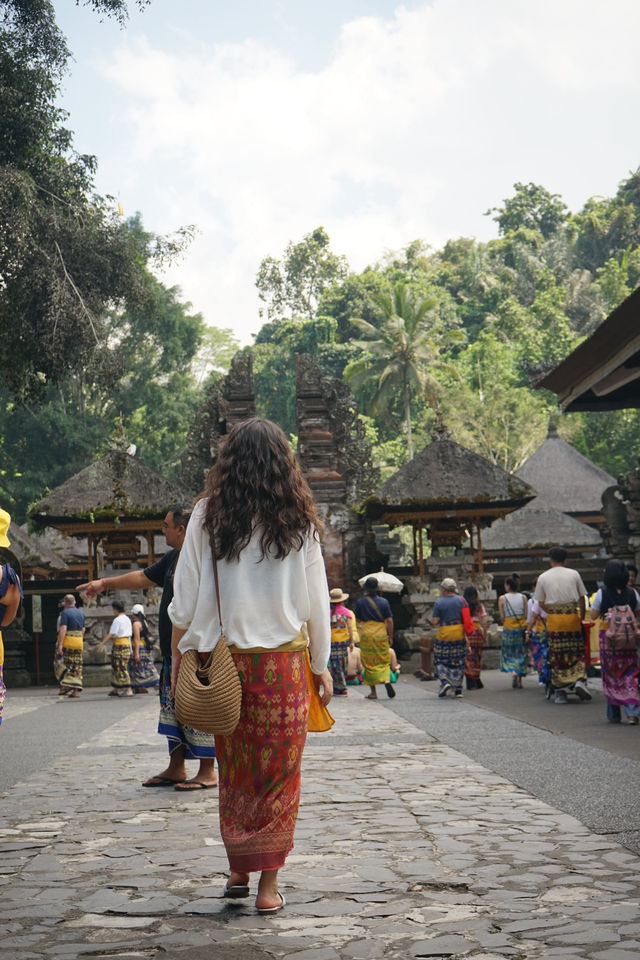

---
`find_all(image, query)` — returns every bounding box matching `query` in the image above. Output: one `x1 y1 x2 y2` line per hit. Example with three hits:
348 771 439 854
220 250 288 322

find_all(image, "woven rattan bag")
174 540 242 736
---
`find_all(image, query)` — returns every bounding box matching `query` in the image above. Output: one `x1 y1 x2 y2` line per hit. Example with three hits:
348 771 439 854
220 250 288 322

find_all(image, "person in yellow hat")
0 509 24 727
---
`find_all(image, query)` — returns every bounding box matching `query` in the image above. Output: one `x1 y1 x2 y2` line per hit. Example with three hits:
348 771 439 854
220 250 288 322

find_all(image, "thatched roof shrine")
364 433 536 574
515 421 615 523
366 439 535 521
31 449 188 524
6 522 68 577
30 447 190 579
479 504 603 556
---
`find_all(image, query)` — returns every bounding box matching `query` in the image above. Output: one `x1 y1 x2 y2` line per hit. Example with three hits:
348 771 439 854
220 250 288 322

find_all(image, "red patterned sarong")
215 646 309 873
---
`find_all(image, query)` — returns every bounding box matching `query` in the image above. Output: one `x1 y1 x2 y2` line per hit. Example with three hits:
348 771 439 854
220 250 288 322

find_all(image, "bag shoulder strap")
365 595 381 618
210 536 224 634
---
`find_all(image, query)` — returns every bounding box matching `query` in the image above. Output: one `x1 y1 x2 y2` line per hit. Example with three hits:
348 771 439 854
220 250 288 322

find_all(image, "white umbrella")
358 569 404 594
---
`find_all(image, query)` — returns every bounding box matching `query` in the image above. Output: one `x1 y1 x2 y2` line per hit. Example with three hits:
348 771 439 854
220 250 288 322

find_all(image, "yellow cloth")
63 631 83 650
228 634 307 656
503 616 526 630
0 629 3 666
547 612 581 633
305 649 334 732
437 623 465 642
331 625 350 644
358 620 390 684
113 636 132 648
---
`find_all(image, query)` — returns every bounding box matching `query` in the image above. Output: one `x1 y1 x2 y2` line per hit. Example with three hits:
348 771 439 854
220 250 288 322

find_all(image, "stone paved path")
1 685 639 959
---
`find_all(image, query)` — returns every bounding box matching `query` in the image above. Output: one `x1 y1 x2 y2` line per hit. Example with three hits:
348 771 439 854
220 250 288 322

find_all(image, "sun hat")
0 508 11 548
441 577 457 592
131 603 145 615
329 587 349 603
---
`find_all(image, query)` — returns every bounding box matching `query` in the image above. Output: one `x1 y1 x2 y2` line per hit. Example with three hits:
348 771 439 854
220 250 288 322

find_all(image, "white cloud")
97 0 640 343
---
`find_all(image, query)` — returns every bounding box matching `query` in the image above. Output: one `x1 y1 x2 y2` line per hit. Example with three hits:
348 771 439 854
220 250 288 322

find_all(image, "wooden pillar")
476 522 484 575
419 524 425 577
412 524 418 575
88 534 96 581
146 529 156 566
469 523 476 584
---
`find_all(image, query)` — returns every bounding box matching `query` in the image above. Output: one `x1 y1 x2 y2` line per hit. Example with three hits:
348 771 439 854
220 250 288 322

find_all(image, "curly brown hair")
200 418 321 561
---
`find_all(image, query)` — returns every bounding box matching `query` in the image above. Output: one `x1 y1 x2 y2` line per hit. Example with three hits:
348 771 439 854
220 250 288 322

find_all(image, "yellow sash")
503 616 526 630
0 629 3 666
228 634 307 656
63 631 83 650
113 636 132 648
437 623 465 642
547 612 581 633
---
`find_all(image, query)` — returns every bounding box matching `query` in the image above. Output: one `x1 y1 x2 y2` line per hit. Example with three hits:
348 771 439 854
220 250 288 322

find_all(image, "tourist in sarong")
498 574 528 688
329 587 355 696
526 592 550 692
590 559 640 725
355 577 396 700
96 600 133 697
535 546 589 705
56 594 85 698
463 585 487 690
169 418 332 914
78 505 218 791
431 578 470 700
0 509 23 727
129 604 160 694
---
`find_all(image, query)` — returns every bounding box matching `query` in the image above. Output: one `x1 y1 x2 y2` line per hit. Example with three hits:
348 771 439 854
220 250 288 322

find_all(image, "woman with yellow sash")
97 599 134 697
498 574 528 688
431 578 470 699
329 588 355 696
355 577 396 700
0 509 23 726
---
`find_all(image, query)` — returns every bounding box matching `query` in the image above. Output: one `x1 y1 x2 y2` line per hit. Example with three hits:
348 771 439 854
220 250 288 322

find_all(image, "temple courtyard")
1 666 639 960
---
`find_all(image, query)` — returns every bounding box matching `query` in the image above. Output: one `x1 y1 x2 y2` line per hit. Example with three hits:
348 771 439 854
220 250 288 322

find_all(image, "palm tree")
345 283 463 460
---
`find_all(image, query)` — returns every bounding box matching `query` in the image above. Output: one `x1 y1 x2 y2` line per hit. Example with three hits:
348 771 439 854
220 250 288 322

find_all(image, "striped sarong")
599 628 640 708
465 624 485 680
111 637 133 689
60 631 83 692
158 657 216 759
329 623 350 694
500 615 528 676
546 603 585 689
435 623 467 691
358 620 390 684
130 643 160 690
215 644 309 873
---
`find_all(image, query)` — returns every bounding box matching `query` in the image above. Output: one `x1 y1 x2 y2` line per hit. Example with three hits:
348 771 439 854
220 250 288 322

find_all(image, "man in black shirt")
78 505 217 790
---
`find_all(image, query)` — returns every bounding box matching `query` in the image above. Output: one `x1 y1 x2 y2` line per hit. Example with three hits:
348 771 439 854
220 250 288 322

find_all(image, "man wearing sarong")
57 594 85 699
431 578 470 699
77 505 217 790
355 577 396 700
535 546 589 705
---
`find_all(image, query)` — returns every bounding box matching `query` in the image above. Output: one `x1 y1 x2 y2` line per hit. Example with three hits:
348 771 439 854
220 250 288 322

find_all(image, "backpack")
604 604 639 650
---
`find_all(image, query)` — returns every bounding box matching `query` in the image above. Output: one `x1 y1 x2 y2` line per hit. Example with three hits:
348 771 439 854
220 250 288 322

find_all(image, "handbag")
304 649 334 732
174 538 242 736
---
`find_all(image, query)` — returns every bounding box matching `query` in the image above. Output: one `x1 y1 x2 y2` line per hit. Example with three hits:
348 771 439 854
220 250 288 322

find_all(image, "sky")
52 0 640 344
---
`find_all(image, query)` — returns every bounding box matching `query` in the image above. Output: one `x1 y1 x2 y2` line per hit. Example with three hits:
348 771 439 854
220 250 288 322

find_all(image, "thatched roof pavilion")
479 504 603 558
30 447 189 580
5 522 68 578
364 431 536 574
515 421 615 526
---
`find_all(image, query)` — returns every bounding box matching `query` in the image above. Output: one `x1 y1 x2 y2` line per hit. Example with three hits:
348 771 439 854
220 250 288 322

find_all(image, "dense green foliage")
253 172 640 481
0 1 234 519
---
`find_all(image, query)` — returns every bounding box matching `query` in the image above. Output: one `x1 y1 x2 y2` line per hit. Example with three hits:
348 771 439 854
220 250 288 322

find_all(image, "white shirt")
168 498 331 674
535 566 587 605
110 613 132 638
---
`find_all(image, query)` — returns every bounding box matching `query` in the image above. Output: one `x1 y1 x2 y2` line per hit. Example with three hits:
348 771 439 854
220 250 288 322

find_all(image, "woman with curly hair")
169 418 332 914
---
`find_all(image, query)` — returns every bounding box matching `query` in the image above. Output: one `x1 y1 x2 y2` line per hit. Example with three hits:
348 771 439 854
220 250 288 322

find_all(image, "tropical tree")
345 283 464 459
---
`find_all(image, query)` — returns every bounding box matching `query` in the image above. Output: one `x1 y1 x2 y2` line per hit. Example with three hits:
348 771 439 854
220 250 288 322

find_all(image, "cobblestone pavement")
1 684 639 960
